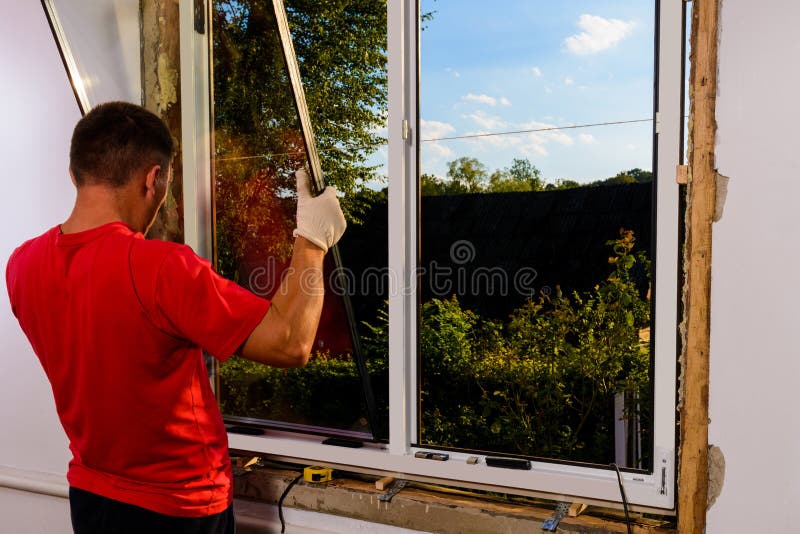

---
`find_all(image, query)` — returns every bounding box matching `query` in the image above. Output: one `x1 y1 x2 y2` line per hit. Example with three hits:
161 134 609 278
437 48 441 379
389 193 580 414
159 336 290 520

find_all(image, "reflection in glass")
212 0 388 439
418 0 655 468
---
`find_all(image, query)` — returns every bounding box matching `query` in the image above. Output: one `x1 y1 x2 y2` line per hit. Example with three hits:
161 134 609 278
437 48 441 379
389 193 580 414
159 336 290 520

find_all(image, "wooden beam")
678 1 719 532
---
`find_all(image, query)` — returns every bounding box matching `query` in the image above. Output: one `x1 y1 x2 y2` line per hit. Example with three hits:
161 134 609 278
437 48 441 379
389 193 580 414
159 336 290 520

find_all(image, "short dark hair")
69 101 175 187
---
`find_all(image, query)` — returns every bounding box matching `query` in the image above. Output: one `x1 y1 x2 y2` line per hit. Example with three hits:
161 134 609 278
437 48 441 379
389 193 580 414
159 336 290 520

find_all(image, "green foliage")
220 230 652 465
219 351 371 433
212 0 388 279
446 157 489 193
422 157 650 196
418 229 651 464
544 178 583 190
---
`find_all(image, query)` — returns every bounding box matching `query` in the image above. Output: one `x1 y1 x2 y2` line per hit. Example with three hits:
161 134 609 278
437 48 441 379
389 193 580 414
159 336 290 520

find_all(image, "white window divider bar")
180 0 213 259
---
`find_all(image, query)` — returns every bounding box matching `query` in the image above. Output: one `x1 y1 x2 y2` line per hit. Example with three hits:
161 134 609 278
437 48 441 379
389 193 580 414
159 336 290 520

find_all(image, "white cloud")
564 14 637 55
521 134 549 157
445 67 461 78
462 93 498 106
420 119 456 163
564 77 574 86
463 132 525 155
531 67 542 78
461 93 511 107
579 133 596 144
519 120 574 147
463 110 507 131
420 119 456 139
425 142 455 159
544 87 553 94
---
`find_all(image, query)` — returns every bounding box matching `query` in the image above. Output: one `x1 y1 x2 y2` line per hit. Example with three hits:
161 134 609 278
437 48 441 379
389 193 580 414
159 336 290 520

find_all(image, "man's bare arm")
239 170 346 367
240 237 324 367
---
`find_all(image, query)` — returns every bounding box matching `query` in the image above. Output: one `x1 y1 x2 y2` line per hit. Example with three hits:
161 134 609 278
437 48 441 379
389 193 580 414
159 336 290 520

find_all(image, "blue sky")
414 0 656 183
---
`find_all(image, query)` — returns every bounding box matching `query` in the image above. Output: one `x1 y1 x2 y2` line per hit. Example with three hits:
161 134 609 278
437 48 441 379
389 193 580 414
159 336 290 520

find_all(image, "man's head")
70 101 174 188
69 102 175 234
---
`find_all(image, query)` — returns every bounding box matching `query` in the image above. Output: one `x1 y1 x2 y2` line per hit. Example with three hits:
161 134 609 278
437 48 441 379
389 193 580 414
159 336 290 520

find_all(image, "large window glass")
211 0 389 440
418 0 656 469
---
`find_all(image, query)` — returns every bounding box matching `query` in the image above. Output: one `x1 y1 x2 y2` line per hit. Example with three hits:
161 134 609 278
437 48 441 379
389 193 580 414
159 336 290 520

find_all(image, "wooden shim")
375 476 395 491
567 503 588 517
676 165 689 185
678 1 719 533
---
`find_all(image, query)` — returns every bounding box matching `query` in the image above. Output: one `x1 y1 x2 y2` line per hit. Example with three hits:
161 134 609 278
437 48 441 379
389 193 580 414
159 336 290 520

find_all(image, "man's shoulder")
130 237 210 279
131 236 195 262
7 226 59 269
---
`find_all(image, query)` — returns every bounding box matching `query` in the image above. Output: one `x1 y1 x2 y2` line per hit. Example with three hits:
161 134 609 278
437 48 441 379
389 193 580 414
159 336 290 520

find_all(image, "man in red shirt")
6 102 346 533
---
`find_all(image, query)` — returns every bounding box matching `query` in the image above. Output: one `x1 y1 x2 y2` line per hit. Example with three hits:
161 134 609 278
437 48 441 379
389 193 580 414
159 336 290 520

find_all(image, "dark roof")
339 182 652 320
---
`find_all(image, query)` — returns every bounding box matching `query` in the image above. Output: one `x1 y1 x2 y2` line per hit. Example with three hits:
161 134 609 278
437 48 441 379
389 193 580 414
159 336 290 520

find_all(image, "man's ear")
144 165 162 195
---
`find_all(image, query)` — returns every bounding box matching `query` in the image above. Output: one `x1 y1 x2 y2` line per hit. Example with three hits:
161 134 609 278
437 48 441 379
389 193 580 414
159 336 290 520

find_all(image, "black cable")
278 474 303 533
610 463 632 534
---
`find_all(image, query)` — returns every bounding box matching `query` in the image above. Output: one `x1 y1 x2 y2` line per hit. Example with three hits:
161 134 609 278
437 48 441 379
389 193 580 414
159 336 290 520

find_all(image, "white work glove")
292 168 347 253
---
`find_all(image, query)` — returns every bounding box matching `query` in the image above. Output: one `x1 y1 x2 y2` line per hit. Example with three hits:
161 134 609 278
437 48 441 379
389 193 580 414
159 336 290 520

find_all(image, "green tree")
486 158 543 193
507 158 543 190
446 156 488 193
544 178 582 190
420 173 448 196
212 0 388 278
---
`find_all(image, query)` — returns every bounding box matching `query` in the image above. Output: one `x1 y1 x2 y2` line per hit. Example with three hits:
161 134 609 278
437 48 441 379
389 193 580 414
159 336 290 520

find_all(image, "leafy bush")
418 229 651 465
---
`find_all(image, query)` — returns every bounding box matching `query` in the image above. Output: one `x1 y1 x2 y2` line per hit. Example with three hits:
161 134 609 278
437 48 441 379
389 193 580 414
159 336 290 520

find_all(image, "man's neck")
61 185 137 234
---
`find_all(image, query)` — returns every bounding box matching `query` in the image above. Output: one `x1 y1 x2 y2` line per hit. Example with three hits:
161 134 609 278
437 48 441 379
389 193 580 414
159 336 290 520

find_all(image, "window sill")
233 463 675 534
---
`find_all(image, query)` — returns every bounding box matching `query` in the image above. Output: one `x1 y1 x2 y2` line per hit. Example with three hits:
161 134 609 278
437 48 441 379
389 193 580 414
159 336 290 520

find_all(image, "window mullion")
388 0 417 455
179 0 212 259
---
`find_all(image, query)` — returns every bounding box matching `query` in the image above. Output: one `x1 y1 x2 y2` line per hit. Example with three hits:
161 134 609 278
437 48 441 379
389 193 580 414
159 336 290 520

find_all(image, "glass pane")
43 0 142 108
418 0 655 469
42 0 184 243
213 0 388 439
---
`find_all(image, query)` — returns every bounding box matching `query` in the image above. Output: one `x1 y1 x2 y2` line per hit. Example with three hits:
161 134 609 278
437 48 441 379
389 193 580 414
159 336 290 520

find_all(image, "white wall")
708 1 800 532
0 488 71 534
0 2 79 472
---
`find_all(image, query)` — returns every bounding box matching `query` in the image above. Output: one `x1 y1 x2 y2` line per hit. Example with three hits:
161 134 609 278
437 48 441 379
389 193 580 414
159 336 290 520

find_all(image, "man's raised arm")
240 170 346 367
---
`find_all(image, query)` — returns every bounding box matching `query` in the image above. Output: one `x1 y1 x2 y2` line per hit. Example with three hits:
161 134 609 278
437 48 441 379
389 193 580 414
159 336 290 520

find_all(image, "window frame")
42 0 684 512
224 0 683 512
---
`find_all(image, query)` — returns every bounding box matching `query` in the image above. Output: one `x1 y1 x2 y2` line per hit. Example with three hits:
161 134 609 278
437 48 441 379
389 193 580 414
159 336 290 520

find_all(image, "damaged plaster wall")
706 1 800 532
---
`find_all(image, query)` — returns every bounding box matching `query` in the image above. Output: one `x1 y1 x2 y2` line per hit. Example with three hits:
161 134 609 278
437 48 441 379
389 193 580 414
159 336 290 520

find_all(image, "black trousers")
69 487 236 534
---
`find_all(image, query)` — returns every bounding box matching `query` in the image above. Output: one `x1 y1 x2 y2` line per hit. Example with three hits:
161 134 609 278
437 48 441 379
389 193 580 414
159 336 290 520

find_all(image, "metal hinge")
654 447 674 497
402 119 411 142
654 111 662 134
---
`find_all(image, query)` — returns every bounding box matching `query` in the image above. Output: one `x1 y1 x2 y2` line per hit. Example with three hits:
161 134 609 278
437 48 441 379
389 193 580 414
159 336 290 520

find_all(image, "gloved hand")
292 168 347 253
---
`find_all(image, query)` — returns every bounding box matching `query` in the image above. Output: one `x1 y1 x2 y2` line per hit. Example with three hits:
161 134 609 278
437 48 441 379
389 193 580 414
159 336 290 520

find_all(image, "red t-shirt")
5 222 270 517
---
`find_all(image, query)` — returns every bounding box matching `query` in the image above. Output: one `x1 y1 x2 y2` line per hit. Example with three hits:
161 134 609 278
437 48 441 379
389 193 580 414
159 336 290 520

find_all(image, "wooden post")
678 1 719 532
141 0 184 243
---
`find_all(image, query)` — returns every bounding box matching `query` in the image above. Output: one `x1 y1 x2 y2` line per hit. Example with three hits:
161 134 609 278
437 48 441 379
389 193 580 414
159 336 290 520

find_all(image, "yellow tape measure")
303 466 333 483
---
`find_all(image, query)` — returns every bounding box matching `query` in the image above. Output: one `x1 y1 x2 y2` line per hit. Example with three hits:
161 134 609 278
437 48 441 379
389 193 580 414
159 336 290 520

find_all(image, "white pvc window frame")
204 0 684 512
